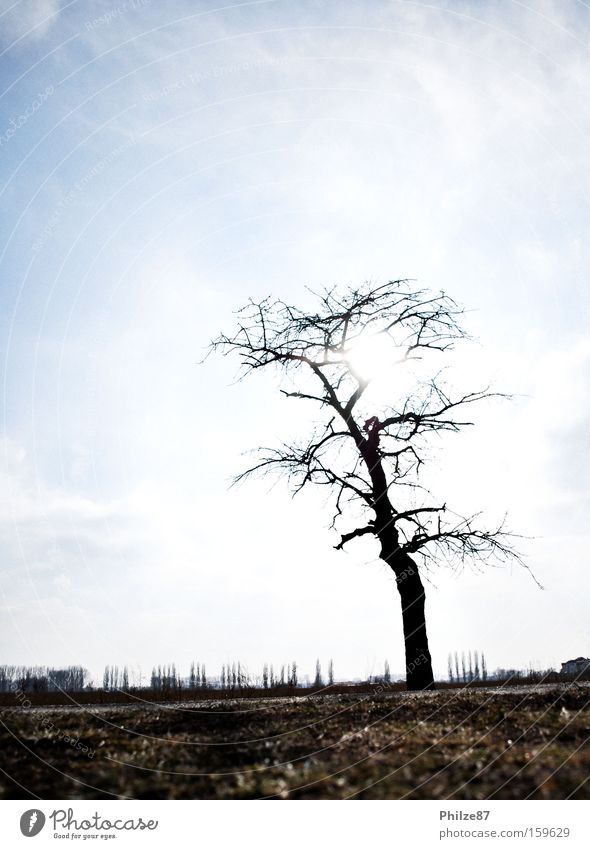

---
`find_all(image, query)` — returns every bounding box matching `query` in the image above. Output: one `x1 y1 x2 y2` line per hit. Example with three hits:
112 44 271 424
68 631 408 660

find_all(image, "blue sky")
1 0 590 683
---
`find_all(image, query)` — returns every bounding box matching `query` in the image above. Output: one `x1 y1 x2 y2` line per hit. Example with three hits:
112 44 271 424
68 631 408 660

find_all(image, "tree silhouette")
212 280 523 690
314 659 323 688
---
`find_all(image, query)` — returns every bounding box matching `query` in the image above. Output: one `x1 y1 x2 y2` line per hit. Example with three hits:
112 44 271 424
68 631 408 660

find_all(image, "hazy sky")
1 0 589 683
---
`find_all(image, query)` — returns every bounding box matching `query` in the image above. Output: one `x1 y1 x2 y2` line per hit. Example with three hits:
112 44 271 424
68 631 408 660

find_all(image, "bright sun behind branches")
344 331 422 400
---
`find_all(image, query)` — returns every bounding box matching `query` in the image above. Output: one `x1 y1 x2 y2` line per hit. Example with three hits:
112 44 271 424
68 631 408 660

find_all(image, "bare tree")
328 659 334 686
211 280 524 690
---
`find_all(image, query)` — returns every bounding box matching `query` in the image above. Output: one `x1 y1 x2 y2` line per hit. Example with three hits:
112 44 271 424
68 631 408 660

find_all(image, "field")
1 684 589 800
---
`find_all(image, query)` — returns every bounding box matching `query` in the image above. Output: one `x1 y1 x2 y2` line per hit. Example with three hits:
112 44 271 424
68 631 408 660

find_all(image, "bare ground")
1 684 589 799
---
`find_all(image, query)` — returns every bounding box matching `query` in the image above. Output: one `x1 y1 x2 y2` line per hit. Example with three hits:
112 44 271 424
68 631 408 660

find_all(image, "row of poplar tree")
447 650 488 682
102 660 337 691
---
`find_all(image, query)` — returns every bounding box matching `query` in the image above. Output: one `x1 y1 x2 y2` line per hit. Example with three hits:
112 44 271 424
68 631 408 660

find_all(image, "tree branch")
334 524 376 550
210 280 527 584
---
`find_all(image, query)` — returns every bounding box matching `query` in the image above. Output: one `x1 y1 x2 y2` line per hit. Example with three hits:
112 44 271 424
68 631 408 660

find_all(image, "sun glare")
345 333 405 382
343 332 427 402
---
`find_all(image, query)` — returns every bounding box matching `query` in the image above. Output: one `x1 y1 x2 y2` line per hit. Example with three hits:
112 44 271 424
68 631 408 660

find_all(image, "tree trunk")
390 553 435 691
361 429 435 691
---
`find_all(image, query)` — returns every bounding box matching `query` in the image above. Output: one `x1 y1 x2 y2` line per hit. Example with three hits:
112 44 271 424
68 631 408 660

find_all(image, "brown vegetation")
1 685 589 800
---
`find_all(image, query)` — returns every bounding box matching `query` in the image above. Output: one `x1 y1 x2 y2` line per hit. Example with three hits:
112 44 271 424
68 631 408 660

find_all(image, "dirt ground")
1 684 589 799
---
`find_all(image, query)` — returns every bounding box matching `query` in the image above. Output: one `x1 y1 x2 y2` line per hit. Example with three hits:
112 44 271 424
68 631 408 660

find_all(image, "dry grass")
1 685 589 799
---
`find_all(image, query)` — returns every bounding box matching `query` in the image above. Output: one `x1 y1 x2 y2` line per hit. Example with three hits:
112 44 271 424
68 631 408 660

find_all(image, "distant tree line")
99 660 337 692
370 660 393 684
0 665 89 693
0 660 339 695
231 660 300 689
447 651 488 683
2 657 567 696
493 667 560 683
103 665 131 691
102 656 566 691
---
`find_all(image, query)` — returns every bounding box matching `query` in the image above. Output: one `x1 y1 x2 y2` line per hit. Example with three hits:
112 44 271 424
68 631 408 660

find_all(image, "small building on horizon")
560 657 590 676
